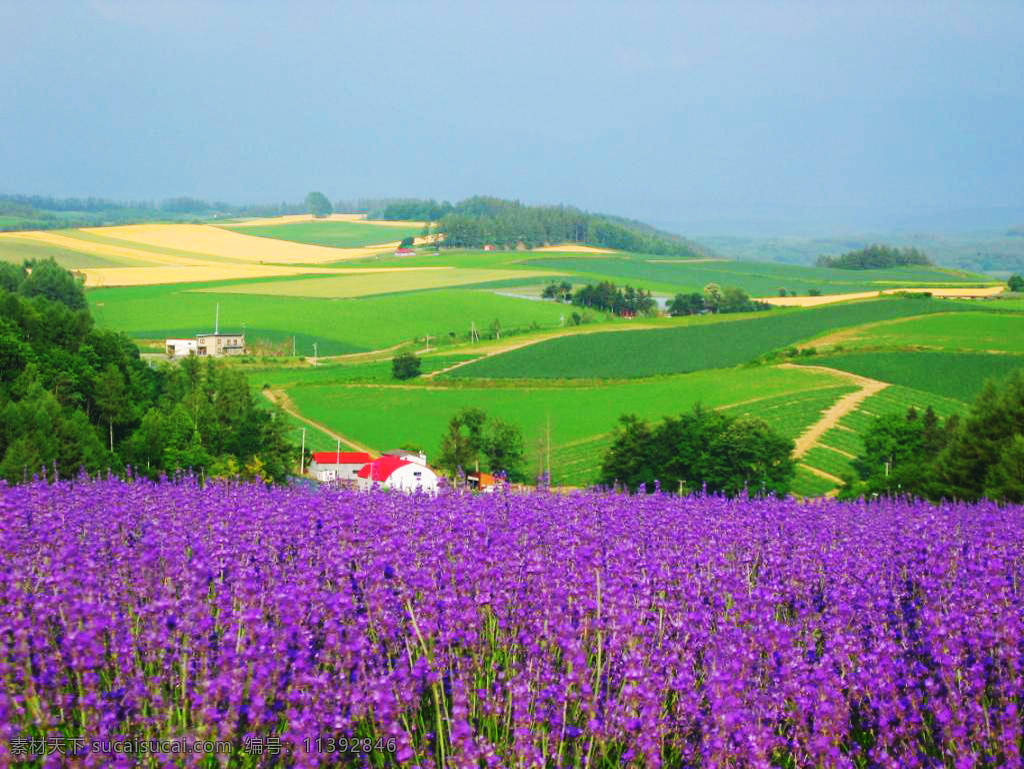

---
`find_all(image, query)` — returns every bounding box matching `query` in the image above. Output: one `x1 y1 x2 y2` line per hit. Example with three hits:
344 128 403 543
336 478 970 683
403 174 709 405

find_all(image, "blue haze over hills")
1 1 1021 238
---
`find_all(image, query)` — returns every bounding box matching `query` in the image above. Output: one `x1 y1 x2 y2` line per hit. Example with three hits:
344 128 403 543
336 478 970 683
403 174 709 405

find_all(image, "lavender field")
0 479 1022 768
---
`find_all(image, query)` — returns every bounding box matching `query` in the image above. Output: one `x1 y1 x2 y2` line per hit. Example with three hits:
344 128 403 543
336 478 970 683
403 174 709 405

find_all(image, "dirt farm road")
262 388 377 456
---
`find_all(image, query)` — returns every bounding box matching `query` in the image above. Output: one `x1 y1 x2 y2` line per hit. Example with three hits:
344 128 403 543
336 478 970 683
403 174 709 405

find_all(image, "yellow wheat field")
758 286 1005 307
80 224 397 265
0 231 211 267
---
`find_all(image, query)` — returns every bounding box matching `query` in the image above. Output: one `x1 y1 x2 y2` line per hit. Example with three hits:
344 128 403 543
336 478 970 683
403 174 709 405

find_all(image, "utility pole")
546 413 551 481
313 342 318 366
336 438 341 465
292 336 296 357
470 322 479 344
424 333 433 352
299 428 306 475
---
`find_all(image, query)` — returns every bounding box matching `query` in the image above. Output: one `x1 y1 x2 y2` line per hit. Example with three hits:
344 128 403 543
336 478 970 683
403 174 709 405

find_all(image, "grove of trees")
816 244 931 270
0 260 297 483
599 405 796 497
667 284 771 315
437 407 526 482
570 281 657 316
377 196 707 257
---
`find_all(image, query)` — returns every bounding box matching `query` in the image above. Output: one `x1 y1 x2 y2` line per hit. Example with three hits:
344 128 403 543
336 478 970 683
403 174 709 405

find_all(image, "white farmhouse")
356 456 439 493
307 451 372 483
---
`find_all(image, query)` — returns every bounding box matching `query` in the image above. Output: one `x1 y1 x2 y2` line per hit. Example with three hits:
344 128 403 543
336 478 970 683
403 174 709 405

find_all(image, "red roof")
311 451 371 465
356 455 411 482
394 248 416 255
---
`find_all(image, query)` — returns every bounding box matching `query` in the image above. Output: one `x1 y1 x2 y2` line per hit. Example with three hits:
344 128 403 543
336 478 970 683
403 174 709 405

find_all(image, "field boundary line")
780 364 890 457
799 463 843 484
262 388 377 455
818 443 856 459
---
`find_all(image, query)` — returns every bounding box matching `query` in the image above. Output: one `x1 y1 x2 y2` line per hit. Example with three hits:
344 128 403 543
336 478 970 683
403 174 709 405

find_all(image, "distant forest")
376 196 709 256
0 194 313 231
816 244 931 270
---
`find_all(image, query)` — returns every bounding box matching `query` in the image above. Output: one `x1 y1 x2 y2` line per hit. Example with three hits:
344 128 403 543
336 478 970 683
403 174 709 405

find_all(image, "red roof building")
394 247 416 256
357 456 440 493
356 455 409 482
311 451 371 465
307 451 372 483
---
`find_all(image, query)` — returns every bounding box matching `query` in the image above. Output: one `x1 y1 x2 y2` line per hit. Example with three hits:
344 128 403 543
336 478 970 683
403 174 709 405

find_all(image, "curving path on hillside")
778 363 890 457
262 388 377 455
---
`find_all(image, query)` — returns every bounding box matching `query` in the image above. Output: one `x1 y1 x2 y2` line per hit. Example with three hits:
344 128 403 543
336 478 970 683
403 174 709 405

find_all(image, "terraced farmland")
282 366 848 484
448 298 986 380
793 383 971 495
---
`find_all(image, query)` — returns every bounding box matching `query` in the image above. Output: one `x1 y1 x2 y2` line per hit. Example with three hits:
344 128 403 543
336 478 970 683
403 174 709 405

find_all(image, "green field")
250 354 479 387
815 352 1024 401
196 268 565 299
448 298 988 380
89 283 573 355
818 312 1024 353
283 365 847 484
228 221 424 249
525 255 994 296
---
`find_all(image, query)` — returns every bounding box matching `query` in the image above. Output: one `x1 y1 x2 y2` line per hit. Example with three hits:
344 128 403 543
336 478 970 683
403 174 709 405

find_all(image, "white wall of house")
165 339 198 357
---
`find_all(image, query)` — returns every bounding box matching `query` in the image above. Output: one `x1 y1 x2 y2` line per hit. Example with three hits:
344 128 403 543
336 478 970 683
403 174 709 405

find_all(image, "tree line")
0 193 315 231
377 196 708 257
0 260 296 484
816 244 931 270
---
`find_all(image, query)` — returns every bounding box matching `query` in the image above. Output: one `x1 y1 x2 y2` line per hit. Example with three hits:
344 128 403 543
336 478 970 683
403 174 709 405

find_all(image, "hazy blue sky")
2 1 1022 234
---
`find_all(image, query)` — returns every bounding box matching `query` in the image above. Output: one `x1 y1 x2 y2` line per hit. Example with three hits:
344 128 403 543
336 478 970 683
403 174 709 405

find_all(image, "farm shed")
165 338 198 357
467 471 503 493
307 451 372 483
357 455 439 493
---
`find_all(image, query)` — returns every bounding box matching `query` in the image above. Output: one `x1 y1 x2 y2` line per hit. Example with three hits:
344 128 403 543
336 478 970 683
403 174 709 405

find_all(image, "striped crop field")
194 269 565 299
447 298 989 380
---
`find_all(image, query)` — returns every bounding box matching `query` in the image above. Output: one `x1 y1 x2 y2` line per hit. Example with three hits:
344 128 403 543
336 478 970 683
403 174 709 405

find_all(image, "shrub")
391 351 421 380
